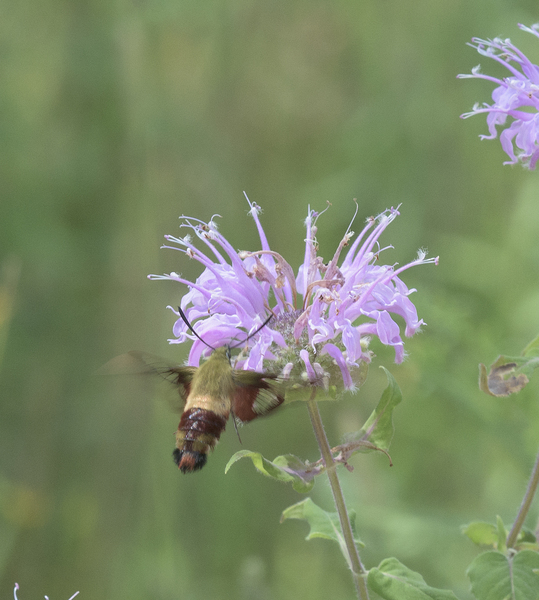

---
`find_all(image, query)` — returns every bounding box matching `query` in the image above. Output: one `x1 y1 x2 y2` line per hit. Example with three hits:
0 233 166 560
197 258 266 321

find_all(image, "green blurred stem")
306 394 369 600
507 445 539 548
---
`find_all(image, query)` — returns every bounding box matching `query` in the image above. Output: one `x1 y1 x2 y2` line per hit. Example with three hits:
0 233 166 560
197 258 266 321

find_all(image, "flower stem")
306 394 370 600
506 445 539 548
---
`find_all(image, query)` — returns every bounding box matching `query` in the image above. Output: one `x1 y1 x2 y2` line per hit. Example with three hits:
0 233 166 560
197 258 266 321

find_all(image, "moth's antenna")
178 306 272 351
177 306 216 351
230 313 273 349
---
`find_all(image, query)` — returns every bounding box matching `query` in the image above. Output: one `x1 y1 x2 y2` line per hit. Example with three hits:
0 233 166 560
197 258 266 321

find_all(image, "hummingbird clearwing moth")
103 310 284 473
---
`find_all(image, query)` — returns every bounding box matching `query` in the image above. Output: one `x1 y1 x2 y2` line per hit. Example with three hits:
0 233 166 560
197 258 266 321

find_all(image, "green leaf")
367 557 459 599
519 529 538 544
515 529 539 552
280 498 363 568
496 516 507 553
467 550 539 600
462 522 499 548
225 450 316 493
345 367 402 452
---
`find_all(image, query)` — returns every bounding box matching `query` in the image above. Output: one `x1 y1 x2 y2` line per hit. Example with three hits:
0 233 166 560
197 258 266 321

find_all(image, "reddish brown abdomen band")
173 407 228 473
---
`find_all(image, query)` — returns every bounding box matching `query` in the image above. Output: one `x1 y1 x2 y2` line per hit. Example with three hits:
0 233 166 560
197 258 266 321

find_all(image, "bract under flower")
149 196 437 397
458 23 539 169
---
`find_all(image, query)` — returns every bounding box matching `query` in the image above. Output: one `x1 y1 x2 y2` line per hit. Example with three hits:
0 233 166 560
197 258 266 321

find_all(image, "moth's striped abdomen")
173 406 229 473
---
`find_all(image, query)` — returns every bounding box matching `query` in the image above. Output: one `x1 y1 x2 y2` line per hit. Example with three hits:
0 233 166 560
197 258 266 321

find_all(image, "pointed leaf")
467 550 539 600
367 557 459 599
496 515 507 553
281 498 363 567
345 367 402 452
225 450 315 493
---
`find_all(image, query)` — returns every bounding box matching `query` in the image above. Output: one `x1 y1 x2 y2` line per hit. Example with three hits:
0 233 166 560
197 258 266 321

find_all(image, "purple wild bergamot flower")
458 23 539 169
149 196 438 399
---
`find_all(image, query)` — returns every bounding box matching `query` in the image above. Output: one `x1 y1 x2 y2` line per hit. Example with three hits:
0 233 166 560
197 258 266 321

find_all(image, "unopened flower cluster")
458 23 539 169
149 198 437 396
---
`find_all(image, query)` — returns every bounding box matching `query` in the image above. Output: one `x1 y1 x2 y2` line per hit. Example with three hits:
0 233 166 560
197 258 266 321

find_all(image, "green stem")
507 445 539 548
307 393 370 600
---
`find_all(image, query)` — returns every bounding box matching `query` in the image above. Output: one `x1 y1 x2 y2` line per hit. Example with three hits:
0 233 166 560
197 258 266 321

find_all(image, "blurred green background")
2 0 539 598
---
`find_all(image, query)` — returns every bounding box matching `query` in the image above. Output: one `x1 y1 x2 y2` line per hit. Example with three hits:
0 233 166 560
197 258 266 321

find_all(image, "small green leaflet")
344 366 402 452
367 557 459 600
462 518 508 550
462 521 500 548
467 550 539 600
280 498 363 569
496 516 507 553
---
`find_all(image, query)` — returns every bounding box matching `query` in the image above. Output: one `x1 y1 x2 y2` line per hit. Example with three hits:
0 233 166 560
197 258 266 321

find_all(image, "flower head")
458 23 539 169
149 196 437 397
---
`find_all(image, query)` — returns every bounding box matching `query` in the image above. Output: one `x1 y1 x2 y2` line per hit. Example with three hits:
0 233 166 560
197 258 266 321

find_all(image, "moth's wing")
231 371 285 423
100 351 197 406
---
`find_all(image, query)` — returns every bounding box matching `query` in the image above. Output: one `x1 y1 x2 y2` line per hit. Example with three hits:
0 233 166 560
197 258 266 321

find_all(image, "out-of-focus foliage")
1 0 539 599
